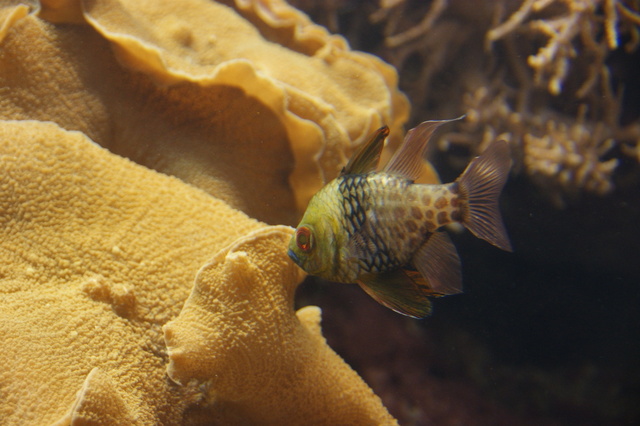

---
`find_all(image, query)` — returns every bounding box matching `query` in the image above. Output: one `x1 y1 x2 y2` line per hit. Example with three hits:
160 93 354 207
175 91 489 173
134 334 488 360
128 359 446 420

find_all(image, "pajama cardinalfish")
288 118 513 318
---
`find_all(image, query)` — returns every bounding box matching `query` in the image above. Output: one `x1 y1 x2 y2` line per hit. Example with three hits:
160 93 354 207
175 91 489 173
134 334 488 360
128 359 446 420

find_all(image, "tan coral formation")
423 0 638 201
0 119 257 424
486 0 640 96
522 110 619 197
0 0 409 224
293 0 640 202
1 1 409 423
454 80 621 204
0 120 397 425
164 226 398 425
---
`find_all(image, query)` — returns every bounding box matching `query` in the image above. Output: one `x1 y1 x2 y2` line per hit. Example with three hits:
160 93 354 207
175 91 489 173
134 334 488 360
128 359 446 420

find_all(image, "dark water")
292 1 640 424
298 175 640 425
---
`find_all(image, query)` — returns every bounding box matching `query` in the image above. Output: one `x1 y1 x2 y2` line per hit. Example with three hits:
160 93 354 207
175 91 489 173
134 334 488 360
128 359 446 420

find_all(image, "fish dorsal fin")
384 116 464 180
358 269 433 318
412 232 462 296
341 126 390 175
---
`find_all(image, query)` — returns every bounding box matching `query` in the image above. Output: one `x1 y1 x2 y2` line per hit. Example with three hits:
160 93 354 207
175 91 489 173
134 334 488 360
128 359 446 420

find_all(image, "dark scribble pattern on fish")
288 118 512 318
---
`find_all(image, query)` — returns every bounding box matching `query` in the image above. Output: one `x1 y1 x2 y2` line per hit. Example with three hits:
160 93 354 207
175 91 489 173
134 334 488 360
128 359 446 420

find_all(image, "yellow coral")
0 0 409 224
0 120 258 424
0 1 410 422
0 120 397 424
164 226 398 425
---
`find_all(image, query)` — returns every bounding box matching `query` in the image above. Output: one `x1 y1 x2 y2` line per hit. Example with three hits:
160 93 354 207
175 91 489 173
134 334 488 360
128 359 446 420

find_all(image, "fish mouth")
287 249 301 266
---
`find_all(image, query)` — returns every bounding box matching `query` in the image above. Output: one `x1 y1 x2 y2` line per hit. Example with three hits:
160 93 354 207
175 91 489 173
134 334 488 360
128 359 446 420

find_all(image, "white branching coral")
486 0 640 96
523 110 619 200
454 77 621 205
374 0 640 202
291 0 640 202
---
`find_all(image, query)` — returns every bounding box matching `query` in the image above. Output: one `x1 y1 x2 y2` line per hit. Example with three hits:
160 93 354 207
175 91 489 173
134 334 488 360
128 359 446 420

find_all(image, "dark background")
292 1 640 424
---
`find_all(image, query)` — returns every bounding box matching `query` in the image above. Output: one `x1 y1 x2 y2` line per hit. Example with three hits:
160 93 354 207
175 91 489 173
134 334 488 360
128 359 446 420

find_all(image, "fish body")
288 119 512 318
307 172 458 283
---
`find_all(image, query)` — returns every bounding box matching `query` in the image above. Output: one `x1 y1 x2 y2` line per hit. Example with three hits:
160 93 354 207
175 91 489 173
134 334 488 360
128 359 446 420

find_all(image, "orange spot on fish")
394 206 406 219
434 196 448 209
437 211 448 225
410 206 423 220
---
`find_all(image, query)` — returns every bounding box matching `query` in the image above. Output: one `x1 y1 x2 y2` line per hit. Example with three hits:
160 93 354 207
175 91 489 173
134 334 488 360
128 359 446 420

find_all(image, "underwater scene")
0 0 638 425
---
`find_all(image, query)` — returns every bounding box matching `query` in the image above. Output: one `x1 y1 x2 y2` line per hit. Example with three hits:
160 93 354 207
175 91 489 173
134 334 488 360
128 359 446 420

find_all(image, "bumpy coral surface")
0 0 409 224
0 120 396 425
0 1 411 423
10 1 638 424
0 120 259 424
164 226 397 425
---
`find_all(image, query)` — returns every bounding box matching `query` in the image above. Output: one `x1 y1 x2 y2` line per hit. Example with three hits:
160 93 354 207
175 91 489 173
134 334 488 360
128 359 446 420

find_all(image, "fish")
287 118 512 318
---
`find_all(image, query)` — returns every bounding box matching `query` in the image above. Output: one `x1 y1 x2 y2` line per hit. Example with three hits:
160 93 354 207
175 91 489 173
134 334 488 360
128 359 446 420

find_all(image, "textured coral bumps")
0 0 408 225
0 121 396 424
164 226 397 425
0 120 257 424
0 0 408 423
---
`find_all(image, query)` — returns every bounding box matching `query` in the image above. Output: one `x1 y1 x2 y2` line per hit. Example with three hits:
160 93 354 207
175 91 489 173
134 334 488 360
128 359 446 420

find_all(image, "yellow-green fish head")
287 192 338 277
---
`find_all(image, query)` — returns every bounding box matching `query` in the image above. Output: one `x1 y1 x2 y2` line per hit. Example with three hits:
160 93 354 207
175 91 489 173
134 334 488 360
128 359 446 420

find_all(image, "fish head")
287 198 336 277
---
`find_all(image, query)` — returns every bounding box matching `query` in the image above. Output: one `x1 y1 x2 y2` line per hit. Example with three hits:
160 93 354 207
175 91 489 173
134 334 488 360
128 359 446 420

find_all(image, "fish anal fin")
412 232 462 296
341 126 389 175
358 270 432 318
384 117 464 181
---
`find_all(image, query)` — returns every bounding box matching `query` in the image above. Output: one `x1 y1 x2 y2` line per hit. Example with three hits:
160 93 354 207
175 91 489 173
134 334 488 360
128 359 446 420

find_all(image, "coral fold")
164 226 397 425
0 0 409 224
0 120 397 424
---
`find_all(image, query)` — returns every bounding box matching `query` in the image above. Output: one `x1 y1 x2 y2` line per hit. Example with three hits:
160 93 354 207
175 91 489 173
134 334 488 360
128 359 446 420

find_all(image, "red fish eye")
295 227 313 252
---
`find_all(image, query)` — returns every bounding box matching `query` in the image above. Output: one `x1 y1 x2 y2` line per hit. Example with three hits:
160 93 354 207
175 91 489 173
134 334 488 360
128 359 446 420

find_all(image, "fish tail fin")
456 140 513 252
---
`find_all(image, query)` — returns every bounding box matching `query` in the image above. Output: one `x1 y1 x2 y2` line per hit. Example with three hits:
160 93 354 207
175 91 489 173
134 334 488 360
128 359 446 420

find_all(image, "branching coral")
523 113 618 197
291 0 640 203
472 0 638 202
369 0 474 122
451 76 621 204
485 0 640 97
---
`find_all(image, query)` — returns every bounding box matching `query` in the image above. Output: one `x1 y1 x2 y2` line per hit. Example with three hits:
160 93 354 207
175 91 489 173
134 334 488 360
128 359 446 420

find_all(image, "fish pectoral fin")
346 224 377 259
412 232 463 296
341 126 389 175
357 270 432 318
